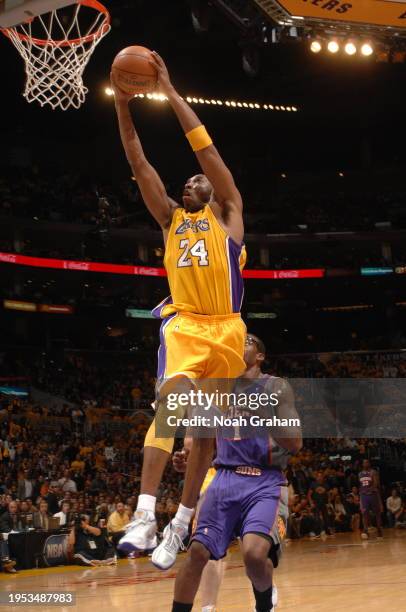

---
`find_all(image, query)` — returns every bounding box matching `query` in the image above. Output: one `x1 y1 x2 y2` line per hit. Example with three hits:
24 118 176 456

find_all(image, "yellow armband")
185 125 213 152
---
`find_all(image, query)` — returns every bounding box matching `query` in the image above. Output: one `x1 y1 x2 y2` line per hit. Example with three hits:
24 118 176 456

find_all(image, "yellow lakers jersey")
152 205 246 318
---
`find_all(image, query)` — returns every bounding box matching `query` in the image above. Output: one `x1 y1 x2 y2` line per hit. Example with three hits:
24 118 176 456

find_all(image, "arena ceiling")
0 0 404 166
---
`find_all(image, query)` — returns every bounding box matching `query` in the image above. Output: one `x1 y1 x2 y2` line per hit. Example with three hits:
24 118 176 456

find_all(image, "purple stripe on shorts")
227 237 244 312
151 295 173 319
156 314 175 380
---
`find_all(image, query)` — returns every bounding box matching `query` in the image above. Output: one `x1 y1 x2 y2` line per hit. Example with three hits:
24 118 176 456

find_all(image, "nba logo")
204 528 208 535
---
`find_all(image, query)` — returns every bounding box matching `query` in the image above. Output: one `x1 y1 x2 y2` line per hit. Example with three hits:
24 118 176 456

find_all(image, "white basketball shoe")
117 510 157 553
151 520 188 570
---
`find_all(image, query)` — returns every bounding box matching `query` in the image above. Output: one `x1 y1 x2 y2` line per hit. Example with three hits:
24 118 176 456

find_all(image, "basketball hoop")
1 0 111 110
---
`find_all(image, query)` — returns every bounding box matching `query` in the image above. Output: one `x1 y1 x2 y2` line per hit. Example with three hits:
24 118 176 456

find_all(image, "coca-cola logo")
136 267 159 276
0 253 17 263
63 261 89 271
276 270 299 279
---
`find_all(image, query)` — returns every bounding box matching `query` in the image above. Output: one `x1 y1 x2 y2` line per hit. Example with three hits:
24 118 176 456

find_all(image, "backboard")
0 0 75 27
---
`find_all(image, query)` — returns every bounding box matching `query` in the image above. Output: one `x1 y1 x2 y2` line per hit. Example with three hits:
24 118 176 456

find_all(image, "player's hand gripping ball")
111 45 158 95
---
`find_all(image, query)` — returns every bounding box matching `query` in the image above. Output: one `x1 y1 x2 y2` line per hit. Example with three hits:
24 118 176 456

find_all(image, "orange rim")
1 0 110 47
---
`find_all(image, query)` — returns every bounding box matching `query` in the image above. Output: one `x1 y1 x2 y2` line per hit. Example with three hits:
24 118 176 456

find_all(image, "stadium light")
327 40 339 54
151 93 167 101
106 88 298 112
361 42 374 57
344 41 357 56
310 40 322 54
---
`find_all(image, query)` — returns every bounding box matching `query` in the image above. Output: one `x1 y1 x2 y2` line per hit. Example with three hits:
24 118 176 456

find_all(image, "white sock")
136 494 156 515
173 503 194 527
202 607 216 612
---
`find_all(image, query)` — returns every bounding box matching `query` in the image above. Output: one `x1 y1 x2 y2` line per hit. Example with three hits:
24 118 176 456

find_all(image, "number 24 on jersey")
177 239 209 267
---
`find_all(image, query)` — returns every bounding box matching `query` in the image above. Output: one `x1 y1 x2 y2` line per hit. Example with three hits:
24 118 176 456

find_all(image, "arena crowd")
1 165 406 233
1 347 406 572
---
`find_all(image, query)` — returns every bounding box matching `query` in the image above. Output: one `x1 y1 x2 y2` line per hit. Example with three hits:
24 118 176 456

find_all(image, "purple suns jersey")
213 375 290 471
359 470 378 495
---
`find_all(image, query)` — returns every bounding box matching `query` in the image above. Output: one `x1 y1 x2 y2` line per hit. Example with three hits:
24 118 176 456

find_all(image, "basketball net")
1 0 110 110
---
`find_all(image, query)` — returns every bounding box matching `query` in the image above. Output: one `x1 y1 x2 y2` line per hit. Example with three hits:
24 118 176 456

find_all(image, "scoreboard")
254 0 406 33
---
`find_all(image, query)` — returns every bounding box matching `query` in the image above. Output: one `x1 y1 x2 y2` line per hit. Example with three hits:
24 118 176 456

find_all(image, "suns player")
358 459 384 540
172 334 289 611
172 334 302 612
110 51 246 563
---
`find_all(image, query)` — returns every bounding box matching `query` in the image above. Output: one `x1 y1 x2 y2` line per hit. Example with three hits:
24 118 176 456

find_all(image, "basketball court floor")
1 531 405 611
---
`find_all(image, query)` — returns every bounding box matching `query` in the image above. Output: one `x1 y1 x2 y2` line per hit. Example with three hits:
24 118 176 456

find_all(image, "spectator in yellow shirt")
79 444 93 457
71 454 85 473
107 502 131 551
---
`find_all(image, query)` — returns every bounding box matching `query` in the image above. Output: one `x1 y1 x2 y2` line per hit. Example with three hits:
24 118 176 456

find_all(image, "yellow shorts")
144 312 246 453
157 311 246 380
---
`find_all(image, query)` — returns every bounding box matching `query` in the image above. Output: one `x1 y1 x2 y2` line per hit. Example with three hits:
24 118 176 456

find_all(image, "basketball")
112 45 157 95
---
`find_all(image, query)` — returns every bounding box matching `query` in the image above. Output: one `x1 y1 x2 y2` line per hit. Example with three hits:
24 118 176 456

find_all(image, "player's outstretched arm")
111 74 173 230
149 53 242 215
